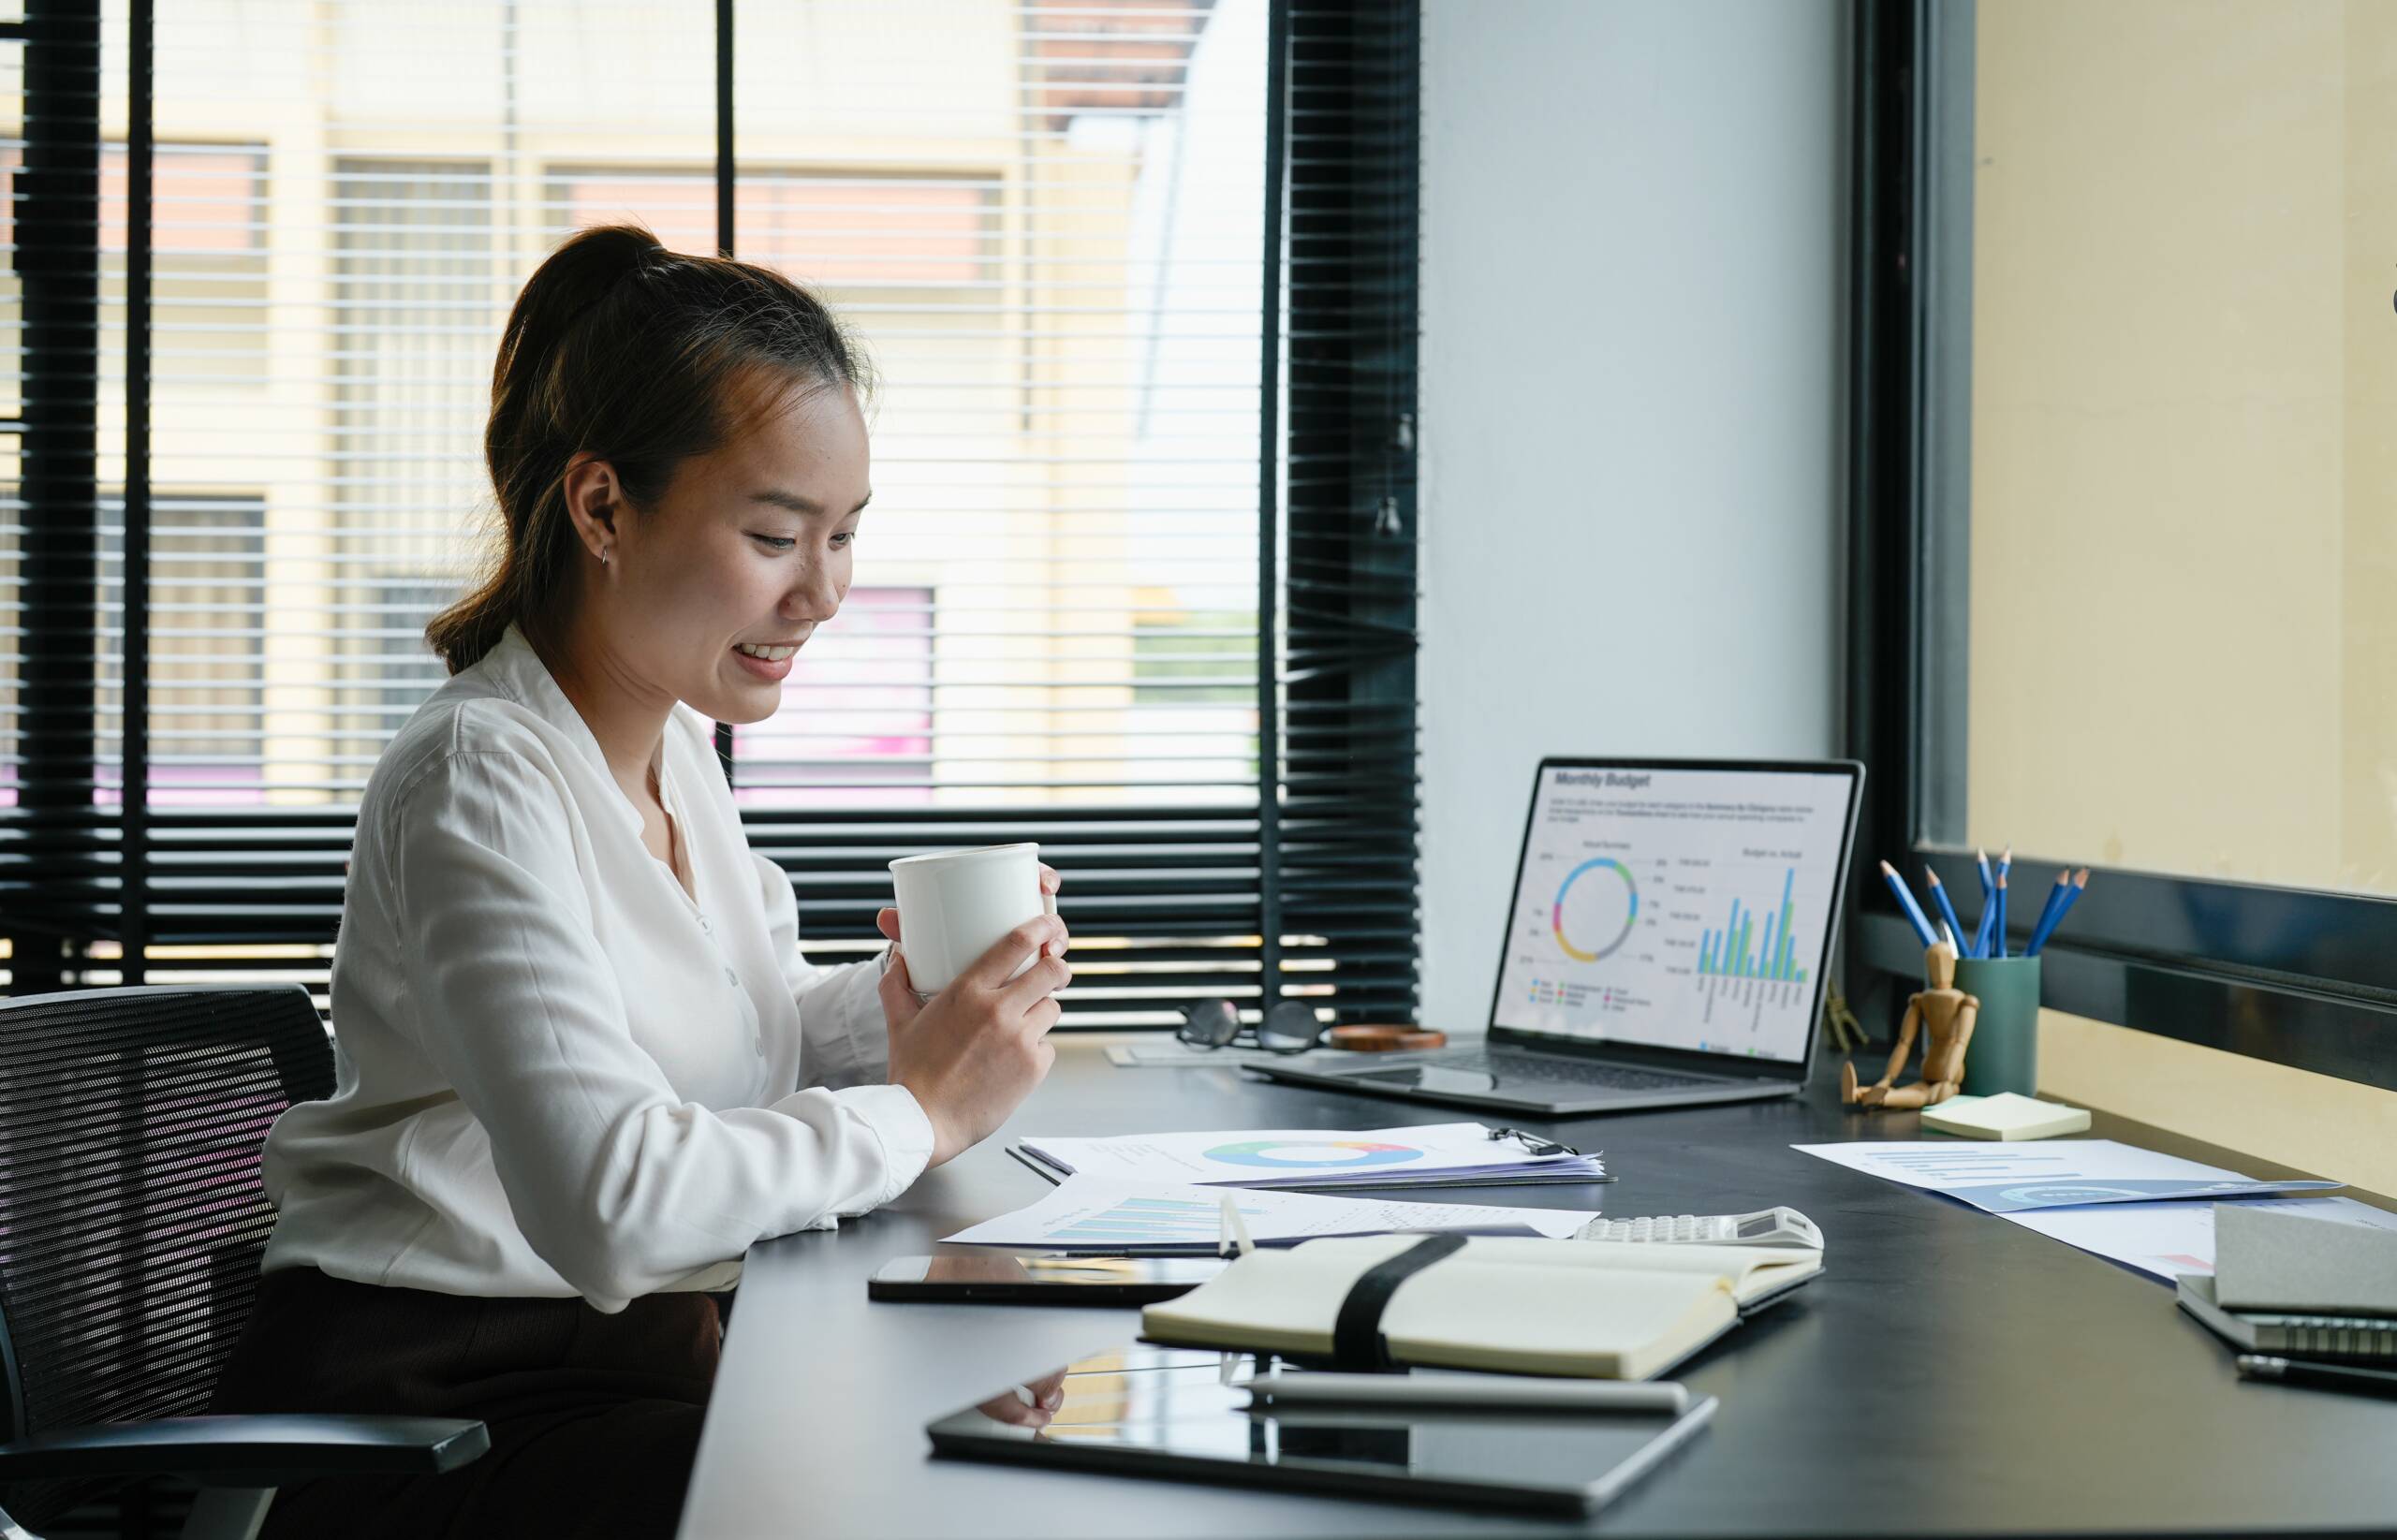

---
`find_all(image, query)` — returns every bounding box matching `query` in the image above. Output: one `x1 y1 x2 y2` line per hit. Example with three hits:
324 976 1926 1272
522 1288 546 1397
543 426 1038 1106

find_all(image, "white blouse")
260 623 934 1313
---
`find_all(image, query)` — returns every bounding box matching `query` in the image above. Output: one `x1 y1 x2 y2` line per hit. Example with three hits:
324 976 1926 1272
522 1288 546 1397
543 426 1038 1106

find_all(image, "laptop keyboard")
1426 1049 1713 1093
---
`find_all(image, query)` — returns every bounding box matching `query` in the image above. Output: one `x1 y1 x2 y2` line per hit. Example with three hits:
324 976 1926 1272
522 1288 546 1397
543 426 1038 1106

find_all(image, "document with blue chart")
1792 1138 2372 1283
1792 1140 2341 1213
940 1176 1596 1251
1012 1122 1608 1190
1492 765 1853 1063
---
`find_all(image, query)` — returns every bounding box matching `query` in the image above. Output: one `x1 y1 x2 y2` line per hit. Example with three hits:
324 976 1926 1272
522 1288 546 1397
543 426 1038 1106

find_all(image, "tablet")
924 1344 1716 1515
869 1253 1227 1305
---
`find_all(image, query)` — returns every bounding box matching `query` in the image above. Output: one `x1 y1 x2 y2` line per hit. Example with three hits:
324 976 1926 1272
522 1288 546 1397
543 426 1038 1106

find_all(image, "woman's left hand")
877 863 1067 958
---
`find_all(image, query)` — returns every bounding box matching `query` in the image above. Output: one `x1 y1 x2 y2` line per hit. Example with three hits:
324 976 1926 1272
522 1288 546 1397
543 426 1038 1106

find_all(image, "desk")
679 1040 2397 1538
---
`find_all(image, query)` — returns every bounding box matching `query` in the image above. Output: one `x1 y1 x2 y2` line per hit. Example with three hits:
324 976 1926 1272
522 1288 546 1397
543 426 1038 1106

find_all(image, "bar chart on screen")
1696 868 1809 984
1694 866 1813 1031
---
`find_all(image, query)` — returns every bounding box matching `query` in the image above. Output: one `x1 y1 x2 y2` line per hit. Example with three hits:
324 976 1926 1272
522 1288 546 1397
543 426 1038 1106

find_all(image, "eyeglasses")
1176 1000 1326 1056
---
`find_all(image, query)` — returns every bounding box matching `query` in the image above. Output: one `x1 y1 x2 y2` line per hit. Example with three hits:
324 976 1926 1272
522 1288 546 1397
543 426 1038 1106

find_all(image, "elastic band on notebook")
1330 1233 1468 1371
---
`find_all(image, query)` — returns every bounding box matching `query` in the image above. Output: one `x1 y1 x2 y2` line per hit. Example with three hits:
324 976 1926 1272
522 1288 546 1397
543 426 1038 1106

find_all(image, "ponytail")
426 224 871 673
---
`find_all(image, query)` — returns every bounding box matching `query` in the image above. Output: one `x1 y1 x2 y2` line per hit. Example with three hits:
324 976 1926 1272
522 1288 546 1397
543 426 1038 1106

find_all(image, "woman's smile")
730 636 804 682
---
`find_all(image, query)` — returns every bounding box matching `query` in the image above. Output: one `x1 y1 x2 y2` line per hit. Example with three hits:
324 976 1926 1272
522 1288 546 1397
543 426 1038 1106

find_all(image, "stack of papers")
941 1175 1596 1253
1013 1122 1610 1191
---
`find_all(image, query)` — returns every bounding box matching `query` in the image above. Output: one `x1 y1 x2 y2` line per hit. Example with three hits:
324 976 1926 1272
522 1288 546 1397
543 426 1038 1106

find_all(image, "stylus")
1233 1371 1688 1413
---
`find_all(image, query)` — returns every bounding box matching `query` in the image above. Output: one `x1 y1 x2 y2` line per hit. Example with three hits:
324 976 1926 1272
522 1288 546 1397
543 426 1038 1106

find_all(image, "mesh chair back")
0 985 332 1525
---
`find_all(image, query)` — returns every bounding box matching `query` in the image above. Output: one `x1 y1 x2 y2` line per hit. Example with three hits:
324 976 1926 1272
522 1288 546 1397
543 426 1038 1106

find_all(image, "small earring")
598 547 610 565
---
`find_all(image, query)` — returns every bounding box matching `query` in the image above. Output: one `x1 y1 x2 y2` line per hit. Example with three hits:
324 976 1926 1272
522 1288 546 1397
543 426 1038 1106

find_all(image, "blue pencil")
1993 847 2012 958
2021 871 2071 959
1971 846 1995 958
2053 867 2088 933
1925 868 1966 953
1878 860 1940 948
2027 869 2088 957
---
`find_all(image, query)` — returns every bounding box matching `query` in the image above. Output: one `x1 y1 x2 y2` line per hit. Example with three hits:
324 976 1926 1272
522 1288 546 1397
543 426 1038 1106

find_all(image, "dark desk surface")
678 1040 2397 1539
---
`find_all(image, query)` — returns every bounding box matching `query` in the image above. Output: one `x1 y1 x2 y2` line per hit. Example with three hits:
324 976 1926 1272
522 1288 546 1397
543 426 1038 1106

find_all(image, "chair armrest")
0 1414 488 1486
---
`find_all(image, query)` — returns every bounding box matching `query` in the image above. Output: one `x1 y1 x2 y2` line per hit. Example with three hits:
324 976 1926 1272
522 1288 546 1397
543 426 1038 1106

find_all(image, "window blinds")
0 0 1420 1035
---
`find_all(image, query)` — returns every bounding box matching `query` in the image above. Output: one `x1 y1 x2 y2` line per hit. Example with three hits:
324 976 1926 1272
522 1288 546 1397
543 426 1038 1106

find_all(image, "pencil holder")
1952 955 2039 1098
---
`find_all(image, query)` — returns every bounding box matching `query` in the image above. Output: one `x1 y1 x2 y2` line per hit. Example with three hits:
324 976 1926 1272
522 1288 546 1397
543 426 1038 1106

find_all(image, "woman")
213 224 1071 1538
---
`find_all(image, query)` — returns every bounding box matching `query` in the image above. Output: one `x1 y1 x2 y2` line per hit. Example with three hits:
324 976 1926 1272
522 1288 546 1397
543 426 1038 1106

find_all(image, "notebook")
2213 1201 2397 1314
2174 1204 2397 1362
1140 1233 1822 1382
2175 1275 2397 1362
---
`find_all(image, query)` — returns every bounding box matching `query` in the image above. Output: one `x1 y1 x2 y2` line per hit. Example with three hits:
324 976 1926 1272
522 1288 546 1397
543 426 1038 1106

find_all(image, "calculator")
1574 1206 1823 1248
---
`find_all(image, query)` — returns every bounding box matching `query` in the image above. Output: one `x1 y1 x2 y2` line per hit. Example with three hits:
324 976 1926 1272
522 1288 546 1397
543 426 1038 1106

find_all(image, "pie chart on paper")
1204 1139 1424 1170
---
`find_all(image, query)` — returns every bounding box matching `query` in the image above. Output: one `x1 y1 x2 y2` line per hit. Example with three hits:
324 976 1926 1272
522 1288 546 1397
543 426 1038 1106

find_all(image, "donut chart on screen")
1551 858 1639 962
1204 1139 1423 1169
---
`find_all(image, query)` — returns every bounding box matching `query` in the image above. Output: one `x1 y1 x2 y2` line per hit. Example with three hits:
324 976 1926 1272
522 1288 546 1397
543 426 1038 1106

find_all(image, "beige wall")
1975 5 2396 1168
1970 0 2397 892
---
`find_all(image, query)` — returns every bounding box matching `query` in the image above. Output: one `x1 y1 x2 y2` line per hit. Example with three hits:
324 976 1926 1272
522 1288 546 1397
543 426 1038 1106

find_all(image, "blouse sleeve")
389 746 934 1313
752 850 892 1092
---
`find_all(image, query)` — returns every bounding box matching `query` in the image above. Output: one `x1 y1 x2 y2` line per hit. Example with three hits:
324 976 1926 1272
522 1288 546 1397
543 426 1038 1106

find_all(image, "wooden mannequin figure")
1841 940 1978 1110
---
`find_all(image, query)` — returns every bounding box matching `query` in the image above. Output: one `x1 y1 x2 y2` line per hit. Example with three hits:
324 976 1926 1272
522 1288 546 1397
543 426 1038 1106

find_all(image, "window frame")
0 0 1426 1034
1840 0 2397 1093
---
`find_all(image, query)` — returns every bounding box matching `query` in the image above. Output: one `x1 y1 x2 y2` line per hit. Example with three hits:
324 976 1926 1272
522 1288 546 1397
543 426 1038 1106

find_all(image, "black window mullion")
9 0 104 997
712 0 737 785
120 0 154 989
1275 1 1422 1028
1838 0 1923 1041
1257 0 1288 1007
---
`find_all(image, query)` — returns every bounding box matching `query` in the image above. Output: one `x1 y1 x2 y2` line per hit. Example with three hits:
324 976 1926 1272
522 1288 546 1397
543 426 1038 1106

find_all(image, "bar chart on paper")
1041 1195 1265 1247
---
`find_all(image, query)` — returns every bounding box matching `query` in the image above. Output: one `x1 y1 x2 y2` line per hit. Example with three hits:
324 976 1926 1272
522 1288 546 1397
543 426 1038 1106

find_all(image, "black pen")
2237 1355 2397 1401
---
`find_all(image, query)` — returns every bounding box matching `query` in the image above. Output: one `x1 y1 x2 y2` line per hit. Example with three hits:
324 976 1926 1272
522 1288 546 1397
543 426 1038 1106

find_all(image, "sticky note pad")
1920 1093 2092 1141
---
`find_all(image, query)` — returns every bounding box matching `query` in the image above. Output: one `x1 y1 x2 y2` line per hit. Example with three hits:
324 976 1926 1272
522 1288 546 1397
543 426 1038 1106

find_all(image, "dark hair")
426 224 872 674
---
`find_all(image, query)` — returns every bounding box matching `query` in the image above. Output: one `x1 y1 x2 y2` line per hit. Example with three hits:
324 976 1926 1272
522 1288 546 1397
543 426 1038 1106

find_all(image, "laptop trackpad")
1348 1065 1498 1094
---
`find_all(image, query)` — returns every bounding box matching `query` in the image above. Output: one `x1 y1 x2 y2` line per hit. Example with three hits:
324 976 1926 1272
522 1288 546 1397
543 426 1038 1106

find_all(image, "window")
732 586 937 808
101 495 270 806
0 1 1423 1030
1844 0 2396 1091
1942 0 2397 898
329 159 498 788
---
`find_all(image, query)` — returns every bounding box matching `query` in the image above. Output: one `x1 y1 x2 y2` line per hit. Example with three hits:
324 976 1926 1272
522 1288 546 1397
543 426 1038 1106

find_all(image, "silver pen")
1233 1371 1688 1414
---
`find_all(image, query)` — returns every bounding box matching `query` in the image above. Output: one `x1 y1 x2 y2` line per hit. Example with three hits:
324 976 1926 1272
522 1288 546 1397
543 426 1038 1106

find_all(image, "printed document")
940 1176 1596 1252
1015 1122 1606 1190
1790 1139 2338 1214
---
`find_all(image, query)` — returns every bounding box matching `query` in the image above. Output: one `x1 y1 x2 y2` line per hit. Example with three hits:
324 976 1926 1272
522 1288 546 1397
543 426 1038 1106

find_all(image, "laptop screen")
1489 762 1859 1065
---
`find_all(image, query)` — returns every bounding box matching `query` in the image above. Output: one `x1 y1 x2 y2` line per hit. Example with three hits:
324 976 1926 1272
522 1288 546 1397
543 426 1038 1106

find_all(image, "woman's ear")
561 452 623 564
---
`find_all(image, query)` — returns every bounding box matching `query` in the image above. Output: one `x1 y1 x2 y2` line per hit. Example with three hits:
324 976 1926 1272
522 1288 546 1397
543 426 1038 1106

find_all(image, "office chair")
0 986 486 1540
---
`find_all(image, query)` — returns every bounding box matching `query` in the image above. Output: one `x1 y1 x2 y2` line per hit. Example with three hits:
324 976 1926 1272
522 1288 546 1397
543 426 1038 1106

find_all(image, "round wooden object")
1324 1023 1448 1052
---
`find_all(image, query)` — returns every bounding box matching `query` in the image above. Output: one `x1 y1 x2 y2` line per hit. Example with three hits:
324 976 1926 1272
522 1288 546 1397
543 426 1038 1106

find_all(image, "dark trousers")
211 1268 724 1540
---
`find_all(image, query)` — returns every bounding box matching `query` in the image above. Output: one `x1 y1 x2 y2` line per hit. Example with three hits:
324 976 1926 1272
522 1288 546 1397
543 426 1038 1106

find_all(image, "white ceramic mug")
887 842 1051 996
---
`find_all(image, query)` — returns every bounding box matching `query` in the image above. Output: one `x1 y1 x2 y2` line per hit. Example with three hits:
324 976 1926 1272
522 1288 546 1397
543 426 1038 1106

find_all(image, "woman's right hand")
879 915 1071 1166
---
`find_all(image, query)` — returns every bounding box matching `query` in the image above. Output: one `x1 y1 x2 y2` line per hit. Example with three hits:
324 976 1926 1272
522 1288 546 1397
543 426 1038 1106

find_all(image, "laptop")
1257 756 1865 1116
